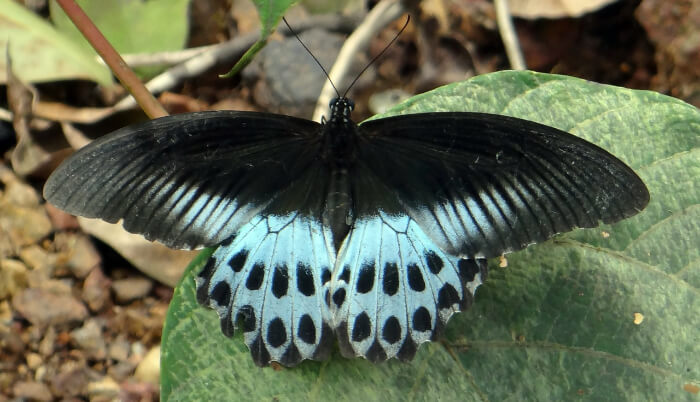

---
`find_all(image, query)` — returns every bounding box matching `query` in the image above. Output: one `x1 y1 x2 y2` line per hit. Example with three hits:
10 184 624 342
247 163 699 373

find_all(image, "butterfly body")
44 96 648 367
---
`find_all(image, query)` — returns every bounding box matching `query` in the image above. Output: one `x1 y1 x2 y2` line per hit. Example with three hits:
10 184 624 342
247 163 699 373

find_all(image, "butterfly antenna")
342 15 410 99
282 17 340 99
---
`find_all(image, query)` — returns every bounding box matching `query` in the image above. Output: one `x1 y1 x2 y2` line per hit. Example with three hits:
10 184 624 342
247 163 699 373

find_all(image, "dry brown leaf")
77 217 197 287
509 0 618 19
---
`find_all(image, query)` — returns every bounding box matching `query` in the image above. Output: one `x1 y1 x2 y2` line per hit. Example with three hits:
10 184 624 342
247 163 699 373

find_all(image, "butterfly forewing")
43 111 322 249
356 112 650 259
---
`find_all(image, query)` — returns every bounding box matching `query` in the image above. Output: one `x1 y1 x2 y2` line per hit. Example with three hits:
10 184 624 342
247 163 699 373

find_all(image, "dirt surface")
1 0 697 400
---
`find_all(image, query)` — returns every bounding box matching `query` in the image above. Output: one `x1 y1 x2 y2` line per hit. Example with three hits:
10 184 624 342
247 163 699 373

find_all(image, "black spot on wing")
267 318 287 348
228 249 249 273
382 316 401 344
407 263 425 291
352 312 371 342
356 261 375 294
297 314 316 344
458 259 480 282
271 264 289 298
321 267 331 284
245 262 265 290
437 283 460 310
236 305 256 332
424 250 443 274
412 307 432 332
339 266 351 283
210 281 231 307
383 262 399 296
296 262 315 296
332 288 346 307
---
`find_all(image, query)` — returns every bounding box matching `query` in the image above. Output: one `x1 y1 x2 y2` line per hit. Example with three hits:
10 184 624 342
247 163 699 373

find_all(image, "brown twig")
54 0 168 119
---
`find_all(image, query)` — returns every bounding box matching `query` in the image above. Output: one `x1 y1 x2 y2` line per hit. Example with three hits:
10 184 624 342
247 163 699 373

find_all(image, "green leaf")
219 0 297 78
49 0 190 77
0 0 111 85
161 71 699 401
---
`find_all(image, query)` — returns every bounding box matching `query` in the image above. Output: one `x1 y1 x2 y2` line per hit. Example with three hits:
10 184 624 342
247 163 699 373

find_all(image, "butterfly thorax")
319 97 359 250
320 98 358 169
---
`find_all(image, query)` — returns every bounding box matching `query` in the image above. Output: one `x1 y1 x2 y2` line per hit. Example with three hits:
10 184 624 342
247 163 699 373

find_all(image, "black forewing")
44 111 323 249
355 112 649 259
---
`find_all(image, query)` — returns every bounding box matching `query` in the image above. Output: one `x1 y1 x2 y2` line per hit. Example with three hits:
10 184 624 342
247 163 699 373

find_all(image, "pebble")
133 346 160 386
0 258 28 299
54 233 101 278
19 245 55 279
38 326 56 356
70 319 107 360
112 277 153 303
86 376 120 400
82 267 111 312
13 381 53 401
108 335 130 362
26 352 43 369
50 367 91 398
12 288 88 326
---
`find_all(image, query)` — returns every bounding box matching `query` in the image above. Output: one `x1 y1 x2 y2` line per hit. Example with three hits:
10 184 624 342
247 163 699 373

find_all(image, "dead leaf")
76 217 197 287
509 0 618 19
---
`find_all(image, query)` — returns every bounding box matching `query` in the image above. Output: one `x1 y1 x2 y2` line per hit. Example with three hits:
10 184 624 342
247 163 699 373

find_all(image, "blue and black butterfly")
43 92 649 367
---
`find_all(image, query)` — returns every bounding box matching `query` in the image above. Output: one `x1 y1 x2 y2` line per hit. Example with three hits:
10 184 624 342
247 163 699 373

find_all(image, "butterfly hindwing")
331 210 487 363
195 165 336 367
43 111 322 249
357 112 650 258
196 214 335 366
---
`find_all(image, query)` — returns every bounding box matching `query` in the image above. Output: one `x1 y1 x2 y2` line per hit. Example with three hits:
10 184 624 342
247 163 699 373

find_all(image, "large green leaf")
49 0 190 77
161 71 699 401
0 0 111 84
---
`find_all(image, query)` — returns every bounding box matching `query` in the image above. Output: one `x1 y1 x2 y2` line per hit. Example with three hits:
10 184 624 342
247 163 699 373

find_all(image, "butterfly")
43 94 649 367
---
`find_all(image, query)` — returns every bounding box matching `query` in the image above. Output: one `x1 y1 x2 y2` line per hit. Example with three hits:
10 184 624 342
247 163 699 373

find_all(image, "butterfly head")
328 97 355 125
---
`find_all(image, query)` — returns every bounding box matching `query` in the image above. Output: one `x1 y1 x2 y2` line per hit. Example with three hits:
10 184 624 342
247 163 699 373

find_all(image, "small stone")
82 267 111 312
0 180 52 248
70 319 106 360
38 326 56 356
50 367 91 398
108 335 130 362
108 361 136 382
0 300 12 325
19 245 55 276
86 376 120 400
26 352 42 369
133 346 160 386
0 258 28 299
12 288 88 326
112 277 153 303
54 233 101 279
13 381 53 401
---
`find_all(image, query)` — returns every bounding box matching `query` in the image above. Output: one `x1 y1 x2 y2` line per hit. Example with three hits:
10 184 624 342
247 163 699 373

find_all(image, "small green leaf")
0 0 111 84
219 0 297 78
161 71 699 401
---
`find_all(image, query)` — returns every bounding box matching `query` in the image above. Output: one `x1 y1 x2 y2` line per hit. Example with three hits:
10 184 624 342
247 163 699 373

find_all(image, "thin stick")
312 0 405 122
494 0 526 70
54 0 168 119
